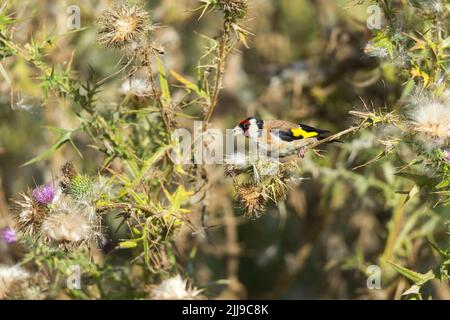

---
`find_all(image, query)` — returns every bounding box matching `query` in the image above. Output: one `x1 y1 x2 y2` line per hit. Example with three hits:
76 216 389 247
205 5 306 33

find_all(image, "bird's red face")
232 117 263 137
238 119 251 136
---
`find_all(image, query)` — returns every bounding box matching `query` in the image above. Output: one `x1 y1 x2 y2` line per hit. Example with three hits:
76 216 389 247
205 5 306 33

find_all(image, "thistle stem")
203 21 231 131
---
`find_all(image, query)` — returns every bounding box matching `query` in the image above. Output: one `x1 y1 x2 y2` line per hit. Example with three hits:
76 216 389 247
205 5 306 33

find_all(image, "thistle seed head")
408 93 450 148
236 185 266 219
150 275 202 300
0 265 30 299
97 3 151 50
13 192 48 236
41 212 92 244
119 77 153 97
42 195 102 249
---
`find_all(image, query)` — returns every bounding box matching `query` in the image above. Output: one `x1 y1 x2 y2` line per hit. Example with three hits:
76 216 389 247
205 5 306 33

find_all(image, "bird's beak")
232 126 244 136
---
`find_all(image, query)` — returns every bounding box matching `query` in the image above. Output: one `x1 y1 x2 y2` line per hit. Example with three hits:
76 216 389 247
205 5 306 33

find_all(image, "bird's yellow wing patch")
290 128 318 138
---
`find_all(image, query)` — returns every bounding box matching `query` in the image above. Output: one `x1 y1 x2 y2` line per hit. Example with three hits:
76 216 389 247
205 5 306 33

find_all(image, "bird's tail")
299 123 342 143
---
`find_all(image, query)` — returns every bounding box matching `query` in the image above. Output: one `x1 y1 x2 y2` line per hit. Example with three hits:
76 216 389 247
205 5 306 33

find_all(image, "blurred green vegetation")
0 0 449 299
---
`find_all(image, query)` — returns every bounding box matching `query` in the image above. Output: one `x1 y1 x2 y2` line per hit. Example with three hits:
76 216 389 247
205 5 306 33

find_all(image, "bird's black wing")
272 124 331 142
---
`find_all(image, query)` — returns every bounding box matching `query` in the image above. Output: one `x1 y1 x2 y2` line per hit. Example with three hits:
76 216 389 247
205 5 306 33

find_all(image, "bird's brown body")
256 120 320 156
233 117 333 158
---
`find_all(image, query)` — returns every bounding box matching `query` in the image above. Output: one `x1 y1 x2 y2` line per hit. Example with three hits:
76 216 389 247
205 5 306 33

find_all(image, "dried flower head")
261 174 289 203
61 161 76 180
218 0 248 20
91 176 114 202
408 93 450 148
97 3 151 50
226 153 294 218
150 275 202 300
32 183 56 205
13 192 48 236
41 199 101 248
0 265 30 299
236 185 266 218
224 153 253 177
42 212 91 244
60 161 76 192
120 77 153 97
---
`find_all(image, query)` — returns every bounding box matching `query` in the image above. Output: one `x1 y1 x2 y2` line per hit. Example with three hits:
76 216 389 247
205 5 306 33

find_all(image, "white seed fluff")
151 275 201 300
0 265 30 299
408 93 450 148
42 212 91 243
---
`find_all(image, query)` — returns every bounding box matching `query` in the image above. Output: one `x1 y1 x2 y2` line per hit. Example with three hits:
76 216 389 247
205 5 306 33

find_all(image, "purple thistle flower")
1 227 17 244
444 149 450 162
32 183 56 205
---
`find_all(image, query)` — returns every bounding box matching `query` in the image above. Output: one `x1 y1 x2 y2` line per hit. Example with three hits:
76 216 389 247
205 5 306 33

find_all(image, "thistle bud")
68 175 94 201
218 0 248 20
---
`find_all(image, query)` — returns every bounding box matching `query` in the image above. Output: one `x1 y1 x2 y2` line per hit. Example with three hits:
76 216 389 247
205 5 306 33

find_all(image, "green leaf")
402 284 421 296
20 128 80 167
428 240 450 260
170 70 208 98
156 56 171 104
400 79 415 102
0 62 11 85
388 261 435 285
403 184 419 205
402 284 422 300
131 227 142 236
132 145 171 188
143 218 150 268
435 179 449 189
395 172 430 186
118 240 138 249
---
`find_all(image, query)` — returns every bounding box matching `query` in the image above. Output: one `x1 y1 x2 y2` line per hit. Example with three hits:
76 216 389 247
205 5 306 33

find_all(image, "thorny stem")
194 20 235 250
305 109 397 152
0 175 9 223
0 34 73 98
306 125 359 151
0 33 124 167
144 49 172 135
0 33 106 120
381 193 407 262
202 21 232 131
97 203 157 215
196 20 234 227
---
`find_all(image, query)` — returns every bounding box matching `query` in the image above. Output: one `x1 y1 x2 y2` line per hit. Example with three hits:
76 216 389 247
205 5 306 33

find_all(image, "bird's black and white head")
233 117 264 137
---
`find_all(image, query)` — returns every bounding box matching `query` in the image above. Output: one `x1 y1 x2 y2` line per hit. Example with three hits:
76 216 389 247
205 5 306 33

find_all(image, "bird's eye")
244 123 249 129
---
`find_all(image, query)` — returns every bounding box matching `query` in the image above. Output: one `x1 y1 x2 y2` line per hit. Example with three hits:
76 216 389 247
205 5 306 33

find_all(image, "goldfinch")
232 117 336 157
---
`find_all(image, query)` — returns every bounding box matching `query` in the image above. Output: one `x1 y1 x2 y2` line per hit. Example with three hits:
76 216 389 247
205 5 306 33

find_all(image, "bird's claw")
299 147 306 158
